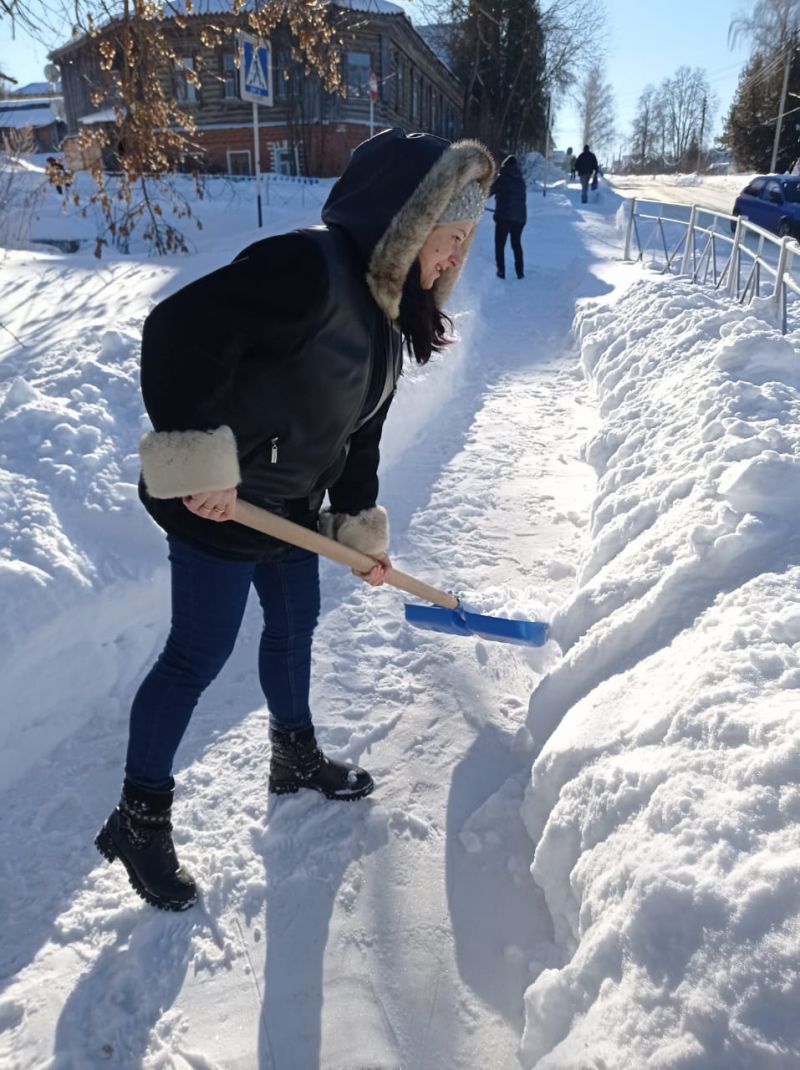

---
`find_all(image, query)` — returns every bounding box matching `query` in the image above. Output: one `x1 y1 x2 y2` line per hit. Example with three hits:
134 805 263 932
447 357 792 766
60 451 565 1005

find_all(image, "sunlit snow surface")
0 164 798 1068
521 279 800 1069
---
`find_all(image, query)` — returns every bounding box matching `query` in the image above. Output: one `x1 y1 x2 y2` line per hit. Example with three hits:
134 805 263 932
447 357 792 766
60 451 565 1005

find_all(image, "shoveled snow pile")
520 276 800 1068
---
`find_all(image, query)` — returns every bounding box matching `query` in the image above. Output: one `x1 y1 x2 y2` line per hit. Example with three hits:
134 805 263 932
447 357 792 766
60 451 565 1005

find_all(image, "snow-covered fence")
623 196 800 334
203 171 328 211
0 155 48 250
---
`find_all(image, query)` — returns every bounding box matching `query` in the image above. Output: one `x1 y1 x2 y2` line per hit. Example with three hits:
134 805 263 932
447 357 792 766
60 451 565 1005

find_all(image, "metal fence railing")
622 196 800 334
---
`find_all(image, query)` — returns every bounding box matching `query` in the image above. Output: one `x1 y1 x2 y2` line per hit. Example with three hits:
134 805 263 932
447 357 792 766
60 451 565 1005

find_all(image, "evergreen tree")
721 49 800 170
447 0 548 156
727 0 800 171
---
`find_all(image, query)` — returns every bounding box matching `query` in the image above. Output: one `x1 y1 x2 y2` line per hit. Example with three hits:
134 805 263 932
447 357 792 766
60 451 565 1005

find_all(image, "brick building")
50 0 463 177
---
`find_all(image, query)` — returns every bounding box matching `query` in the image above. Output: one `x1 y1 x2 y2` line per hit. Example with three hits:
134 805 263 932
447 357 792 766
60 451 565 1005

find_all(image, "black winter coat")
137 128 495 562
490 156 526 224
575 150 599 177
139 226 402 560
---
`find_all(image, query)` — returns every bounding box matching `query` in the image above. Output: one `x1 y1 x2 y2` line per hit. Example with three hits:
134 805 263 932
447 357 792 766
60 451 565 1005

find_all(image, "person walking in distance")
491 154 527 279
94 127 495 912
575 144 599 204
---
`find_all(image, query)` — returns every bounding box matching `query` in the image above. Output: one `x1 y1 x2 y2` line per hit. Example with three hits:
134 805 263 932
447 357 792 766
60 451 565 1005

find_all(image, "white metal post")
252 101 262 227
681 205 698 275
623 197 637 260
727 216 743 298
774 235 790 330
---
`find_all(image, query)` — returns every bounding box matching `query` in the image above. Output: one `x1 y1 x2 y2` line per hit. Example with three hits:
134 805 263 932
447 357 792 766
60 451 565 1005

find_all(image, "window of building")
227 149 252 176
275 146 299 175
411 71 419 121
345 51 371 99
175 56 198 104
222 52 238 100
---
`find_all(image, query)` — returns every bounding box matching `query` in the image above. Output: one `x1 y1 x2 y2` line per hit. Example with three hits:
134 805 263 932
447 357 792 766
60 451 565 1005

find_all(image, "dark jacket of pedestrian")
575 147 599 178
490 155 527 224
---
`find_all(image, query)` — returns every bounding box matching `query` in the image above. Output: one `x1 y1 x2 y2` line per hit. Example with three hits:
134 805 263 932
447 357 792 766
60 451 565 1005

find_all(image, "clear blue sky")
551 0 753 156
2 0 753 155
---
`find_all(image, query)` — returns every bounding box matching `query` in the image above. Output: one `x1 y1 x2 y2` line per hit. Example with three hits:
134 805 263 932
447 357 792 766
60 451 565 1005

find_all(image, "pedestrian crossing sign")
239 34 273 105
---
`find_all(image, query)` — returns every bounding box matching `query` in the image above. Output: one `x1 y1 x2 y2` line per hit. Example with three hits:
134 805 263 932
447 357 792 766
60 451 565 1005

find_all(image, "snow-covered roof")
2 97 53 108
51 0 407 58
156 0 404 14
331 0 404 12
0 102 61 129
415 23 456 75
11 81 62 96
78 108 119 125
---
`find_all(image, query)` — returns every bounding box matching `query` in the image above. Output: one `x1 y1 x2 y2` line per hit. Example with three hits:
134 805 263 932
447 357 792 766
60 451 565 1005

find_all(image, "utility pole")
543 91 552 197
771 40 793 173
698 94 707 170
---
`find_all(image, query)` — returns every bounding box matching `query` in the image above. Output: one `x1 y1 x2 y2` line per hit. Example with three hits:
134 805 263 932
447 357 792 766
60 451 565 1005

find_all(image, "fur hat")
366 137 495 320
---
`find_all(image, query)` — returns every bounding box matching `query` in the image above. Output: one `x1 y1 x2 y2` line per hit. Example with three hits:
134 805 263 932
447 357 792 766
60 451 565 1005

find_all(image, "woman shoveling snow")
95 128 495 911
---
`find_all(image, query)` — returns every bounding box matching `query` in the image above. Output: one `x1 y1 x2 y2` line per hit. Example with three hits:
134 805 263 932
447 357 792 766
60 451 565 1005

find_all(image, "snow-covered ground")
1 166 798 1069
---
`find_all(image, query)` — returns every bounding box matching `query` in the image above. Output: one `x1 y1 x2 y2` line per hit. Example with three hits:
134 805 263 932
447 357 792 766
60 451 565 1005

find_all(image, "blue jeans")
126 535 320 790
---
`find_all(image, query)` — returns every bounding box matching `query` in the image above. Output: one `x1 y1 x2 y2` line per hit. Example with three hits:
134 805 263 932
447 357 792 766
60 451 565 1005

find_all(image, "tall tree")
577 62 614 156
729 0 800 171
427 0 606 153
721 49 800 170
539 0 607 91
630 83 657 171
659 66 714 166
447 0 548 155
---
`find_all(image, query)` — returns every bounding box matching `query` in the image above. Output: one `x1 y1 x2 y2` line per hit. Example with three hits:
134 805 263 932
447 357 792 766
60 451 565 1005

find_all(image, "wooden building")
0 97 66 154
50 0 463 177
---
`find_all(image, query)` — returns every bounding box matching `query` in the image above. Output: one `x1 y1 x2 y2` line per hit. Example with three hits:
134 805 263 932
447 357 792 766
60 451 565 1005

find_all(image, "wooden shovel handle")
234 499 459 611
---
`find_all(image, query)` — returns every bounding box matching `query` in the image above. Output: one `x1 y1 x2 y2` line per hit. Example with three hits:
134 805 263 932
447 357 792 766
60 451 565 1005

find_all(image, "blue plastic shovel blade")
463 607 550 646
404 603 550 647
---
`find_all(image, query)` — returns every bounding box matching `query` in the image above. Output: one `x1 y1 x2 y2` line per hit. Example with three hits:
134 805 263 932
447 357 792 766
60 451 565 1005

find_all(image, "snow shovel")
234 501 550 648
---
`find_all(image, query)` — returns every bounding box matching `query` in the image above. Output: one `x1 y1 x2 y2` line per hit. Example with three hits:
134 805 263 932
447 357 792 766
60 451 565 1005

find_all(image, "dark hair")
398 259 454 365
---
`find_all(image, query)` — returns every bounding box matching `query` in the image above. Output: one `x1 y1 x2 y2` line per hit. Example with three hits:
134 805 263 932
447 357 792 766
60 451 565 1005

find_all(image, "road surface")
605 176 738 215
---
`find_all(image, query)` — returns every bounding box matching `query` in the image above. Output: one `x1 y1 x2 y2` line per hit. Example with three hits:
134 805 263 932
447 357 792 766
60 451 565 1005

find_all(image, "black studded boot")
269 725 374 801
95 780 197 911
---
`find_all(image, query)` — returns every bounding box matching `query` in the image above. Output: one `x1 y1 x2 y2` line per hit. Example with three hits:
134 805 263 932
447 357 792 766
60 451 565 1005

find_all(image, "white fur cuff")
319 506 389 555
140 425 241 499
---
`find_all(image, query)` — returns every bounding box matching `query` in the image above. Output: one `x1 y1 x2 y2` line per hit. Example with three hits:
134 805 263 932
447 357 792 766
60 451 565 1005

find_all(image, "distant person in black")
575 144 599 203
567 147 576 181
491 154 526 279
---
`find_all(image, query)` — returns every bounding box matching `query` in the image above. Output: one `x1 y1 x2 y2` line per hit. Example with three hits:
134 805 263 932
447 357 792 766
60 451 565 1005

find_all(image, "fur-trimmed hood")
321 128 495 320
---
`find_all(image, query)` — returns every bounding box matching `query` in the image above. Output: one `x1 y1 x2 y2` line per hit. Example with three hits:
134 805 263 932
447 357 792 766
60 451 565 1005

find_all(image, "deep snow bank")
520 278 800 1068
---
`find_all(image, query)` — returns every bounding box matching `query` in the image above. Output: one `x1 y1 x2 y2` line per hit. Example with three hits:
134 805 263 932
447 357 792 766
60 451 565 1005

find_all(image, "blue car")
731 175 800 238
